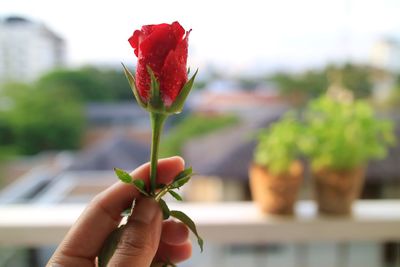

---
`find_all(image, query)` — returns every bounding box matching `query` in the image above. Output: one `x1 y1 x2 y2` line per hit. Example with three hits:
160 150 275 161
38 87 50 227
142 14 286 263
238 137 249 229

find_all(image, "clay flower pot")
313 167 365 215
249 161 303 215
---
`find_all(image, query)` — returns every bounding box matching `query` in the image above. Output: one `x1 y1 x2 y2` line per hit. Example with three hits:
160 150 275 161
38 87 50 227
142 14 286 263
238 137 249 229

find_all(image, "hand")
48 156 192 267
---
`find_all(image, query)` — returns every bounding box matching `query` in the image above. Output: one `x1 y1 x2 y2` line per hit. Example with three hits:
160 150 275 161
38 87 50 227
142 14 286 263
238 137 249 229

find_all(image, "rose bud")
122 21 196 114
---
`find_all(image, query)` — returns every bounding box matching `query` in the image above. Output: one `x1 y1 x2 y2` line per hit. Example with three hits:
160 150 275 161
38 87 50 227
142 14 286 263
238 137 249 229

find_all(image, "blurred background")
0 0 399 266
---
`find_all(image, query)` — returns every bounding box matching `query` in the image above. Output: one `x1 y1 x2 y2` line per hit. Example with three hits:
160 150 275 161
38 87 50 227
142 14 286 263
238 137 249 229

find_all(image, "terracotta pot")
313 167 365 215
249 161 303 215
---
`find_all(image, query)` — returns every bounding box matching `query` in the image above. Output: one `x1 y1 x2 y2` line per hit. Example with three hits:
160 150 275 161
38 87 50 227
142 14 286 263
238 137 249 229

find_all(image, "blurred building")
370 38 400 73
0 16 65 82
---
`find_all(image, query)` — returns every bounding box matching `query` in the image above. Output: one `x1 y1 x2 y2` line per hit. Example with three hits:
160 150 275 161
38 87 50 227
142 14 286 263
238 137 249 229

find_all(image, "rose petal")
130 22 189 105
135 58 150 101
171 21 185 42
160 31 190 106
128 30 142 57
139 24 177 74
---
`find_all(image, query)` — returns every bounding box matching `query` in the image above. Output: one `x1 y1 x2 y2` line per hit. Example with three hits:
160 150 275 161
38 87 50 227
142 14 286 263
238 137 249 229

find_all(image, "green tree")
269 63 373 100
328 63 373 98
83 67 134 101
160 114 238 157
0 82 84 155
36 66 136 102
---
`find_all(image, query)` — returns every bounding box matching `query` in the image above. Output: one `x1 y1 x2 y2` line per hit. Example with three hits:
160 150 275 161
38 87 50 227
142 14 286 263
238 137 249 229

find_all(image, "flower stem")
149 112 167 194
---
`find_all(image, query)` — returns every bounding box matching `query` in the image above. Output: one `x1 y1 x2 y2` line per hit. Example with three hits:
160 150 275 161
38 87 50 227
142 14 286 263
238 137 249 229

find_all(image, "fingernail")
163 156 185 166
172 156 185 166
131 198 159 224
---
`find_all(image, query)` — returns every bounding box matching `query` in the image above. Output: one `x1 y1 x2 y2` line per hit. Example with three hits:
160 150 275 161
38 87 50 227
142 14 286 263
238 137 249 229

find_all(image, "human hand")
47 156 192 267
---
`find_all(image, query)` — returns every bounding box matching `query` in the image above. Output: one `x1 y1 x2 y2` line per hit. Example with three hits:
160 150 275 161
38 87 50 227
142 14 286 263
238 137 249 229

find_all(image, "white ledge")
1 201 400 246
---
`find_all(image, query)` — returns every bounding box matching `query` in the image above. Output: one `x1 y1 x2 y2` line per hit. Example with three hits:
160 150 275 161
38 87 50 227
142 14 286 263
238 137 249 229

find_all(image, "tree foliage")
0 82 84 155
269 63 373 100
160 114 239 157
36 66 133 102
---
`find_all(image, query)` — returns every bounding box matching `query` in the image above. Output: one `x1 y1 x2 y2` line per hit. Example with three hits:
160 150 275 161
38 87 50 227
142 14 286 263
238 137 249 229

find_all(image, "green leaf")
158 199 170 220
170 167 193 189
170 210 204 252
167 69 198 114
156 183 167 189
121 63 147 108
147 66 164 110
171 176 191 189
173 167 193 182
114 168 132 184
169 190 183 201
132 179 149 196
98 225 125 267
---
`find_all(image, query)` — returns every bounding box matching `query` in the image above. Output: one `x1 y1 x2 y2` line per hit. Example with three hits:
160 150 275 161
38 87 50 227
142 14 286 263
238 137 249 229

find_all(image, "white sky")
1 0 399 74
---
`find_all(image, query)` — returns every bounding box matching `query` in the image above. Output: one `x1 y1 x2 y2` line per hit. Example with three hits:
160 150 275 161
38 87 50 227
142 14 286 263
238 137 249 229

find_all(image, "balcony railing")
1 200 400 246
1 200 400 267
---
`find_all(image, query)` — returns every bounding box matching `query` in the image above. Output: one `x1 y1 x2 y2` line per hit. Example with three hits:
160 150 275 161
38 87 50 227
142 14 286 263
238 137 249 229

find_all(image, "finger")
109 198 162 267
161 220 189 245
154 241 192 264
98 156 185 221
47 156 184 266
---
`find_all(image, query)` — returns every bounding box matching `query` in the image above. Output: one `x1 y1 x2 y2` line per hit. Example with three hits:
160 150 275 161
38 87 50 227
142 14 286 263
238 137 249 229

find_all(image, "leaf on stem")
133 179 149 196
113 168 148 196
171 176 191 189
171 167 193 189
174 167 193 181
170 210 204 252
169 190 183 201
156 183 167 189
114 168 132 183
158 199 170 220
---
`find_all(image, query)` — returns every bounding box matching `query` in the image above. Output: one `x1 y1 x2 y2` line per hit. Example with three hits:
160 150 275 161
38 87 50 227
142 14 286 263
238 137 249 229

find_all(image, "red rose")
128 21 190 107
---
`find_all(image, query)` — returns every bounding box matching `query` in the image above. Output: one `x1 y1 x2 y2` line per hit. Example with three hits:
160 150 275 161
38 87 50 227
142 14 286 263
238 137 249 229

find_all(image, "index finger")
49 156 185 265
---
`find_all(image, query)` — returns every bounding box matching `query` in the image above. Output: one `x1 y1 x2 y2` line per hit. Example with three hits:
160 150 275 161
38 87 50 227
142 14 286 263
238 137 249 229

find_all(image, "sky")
1 0 400 74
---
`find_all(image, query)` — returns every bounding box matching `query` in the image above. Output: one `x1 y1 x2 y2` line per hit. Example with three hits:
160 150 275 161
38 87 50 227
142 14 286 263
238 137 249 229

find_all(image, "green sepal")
169 190 183 201
121 63 147 109
167 69 198 114
158 199 170 220
114 168 132 184
147 66 165 111
170 210 204 252
98 225 125 267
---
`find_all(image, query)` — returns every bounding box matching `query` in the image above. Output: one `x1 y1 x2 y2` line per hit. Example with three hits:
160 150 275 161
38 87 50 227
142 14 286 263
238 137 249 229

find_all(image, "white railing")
0 200 400 246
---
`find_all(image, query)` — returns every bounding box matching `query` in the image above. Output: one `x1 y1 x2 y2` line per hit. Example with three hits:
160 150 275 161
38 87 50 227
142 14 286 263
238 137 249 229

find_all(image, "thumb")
109 198 162 267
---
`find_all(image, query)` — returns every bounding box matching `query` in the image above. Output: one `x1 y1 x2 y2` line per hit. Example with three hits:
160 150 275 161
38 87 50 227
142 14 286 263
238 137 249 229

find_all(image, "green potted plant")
300 96 396 215
250 114 304 215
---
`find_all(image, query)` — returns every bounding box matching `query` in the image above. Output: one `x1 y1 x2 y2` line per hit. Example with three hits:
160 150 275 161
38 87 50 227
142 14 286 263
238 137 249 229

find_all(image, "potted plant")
249 114 304 215
300 96 395 215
